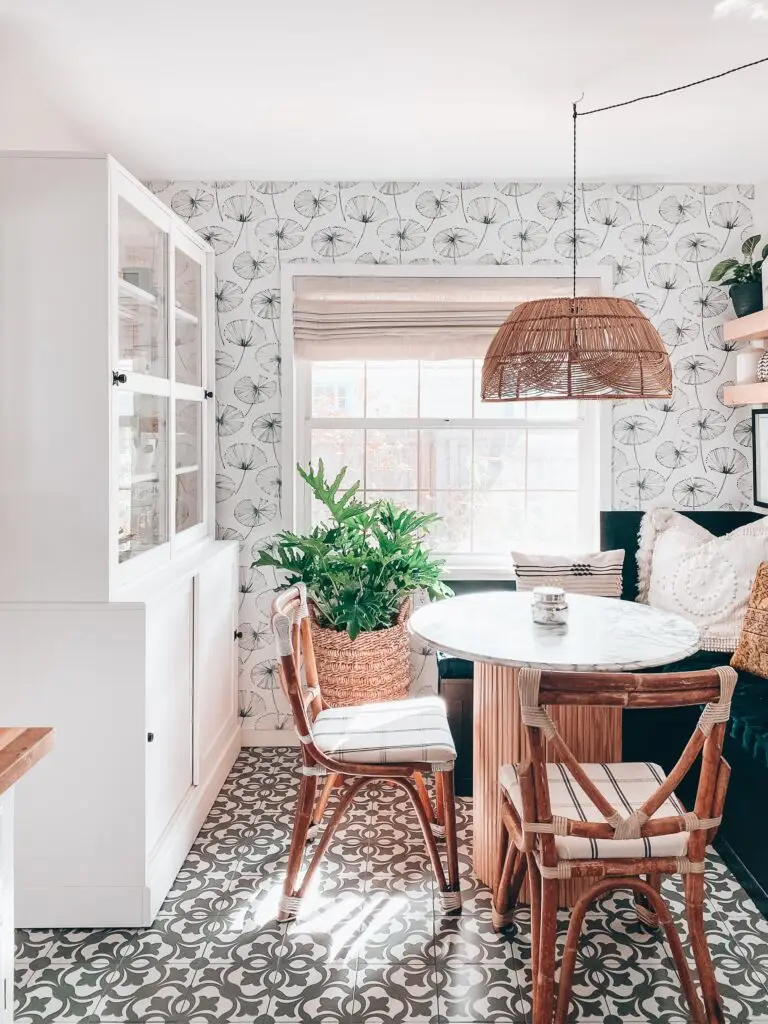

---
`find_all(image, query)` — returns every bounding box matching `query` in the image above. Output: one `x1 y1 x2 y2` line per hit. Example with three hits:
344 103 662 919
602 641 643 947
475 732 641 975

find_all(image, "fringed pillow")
511 550 625 598
637 509 768 653
731 562 768 678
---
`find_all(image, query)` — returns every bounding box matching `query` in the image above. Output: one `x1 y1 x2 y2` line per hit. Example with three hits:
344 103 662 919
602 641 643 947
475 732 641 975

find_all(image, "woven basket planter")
310 599 412 707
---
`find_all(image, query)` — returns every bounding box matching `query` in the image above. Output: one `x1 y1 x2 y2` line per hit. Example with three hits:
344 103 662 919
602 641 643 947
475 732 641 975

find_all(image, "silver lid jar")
531 586 568 625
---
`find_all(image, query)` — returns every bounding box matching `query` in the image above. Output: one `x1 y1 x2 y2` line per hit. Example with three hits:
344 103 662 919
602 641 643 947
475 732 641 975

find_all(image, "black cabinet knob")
112 371 128 386
204 390 213 399
147 732 155 742
234 629 243 640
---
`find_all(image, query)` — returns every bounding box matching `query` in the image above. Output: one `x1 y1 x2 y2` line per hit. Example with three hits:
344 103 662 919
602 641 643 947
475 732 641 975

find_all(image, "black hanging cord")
570 53 768 305
579 54 768 118
572 100 578 306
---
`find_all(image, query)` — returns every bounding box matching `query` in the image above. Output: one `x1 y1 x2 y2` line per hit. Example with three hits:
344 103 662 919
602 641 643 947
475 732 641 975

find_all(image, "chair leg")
555 877 706 1024
685 873 725 1024
634 872 661 930
533 877 559 1024
509 852 528 909
434 771 446 837
298 776 369 897
277 772 317 921
492 822 517 931
494 844 528 931
527 854 542 1003
439 768 461 914
393 777 462 914
308 772 340 841
414 771 443 839
555 883 593 1024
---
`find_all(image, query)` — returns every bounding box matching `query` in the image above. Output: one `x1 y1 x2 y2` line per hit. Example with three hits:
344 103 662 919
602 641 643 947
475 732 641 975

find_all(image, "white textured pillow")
637 509 768 652
512 550 625 597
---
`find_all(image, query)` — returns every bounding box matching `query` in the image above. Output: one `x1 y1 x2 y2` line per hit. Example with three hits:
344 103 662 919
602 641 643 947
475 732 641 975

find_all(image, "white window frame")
281 264 613 581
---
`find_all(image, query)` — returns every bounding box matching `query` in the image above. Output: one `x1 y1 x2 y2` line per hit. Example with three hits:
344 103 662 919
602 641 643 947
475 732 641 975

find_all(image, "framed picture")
752 409 768 508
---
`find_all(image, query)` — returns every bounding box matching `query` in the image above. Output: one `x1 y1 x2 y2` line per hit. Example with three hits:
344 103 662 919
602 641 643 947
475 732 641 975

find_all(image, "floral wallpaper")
150 178 756 741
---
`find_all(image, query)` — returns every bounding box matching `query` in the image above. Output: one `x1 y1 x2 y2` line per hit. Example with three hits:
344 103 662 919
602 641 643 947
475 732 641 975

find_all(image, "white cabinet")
0 792 13 1024
0 154 240 927
195 551 239 780
0 153 214 601
146 579 195 855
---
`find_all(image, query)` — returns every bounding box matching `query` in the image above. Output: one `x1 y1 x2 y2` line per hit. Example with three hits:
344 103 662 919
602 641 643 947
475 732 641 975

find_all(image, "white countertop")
409 591 701 672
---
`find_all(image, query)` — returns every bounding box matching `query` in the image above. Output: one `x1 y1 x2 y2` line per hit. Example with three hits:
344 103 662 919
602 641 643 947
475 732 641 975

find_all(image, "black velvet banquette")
603 510 768 913
437 510 768 912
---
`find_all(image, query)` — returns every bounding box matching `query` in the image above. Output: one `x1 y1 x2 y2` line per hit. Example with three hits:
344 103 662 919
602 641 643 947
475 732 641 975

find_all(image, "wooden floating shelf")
723 382 768 407
724 308 768 343
119 278 158 307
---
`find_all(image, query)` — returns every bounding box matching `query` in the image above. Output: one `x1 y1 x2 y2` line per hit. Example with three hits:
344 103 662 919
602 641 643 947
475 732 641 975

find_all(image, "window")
297 356 601 577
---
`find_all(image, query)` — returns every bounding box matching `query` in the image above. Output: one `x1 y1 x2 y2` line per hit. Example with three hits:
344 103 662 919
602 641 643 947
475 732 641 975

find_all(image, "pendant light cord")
570 52 768 305
579 54 768 117
572 100 578 305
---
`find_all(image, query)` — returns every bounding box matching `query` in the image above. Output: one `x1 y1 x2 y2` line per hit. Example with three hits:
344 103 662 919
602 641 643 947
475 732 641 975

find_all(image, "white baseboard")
147 722 241 921
17 725 242 928
17 885 150 929
241 727 299 747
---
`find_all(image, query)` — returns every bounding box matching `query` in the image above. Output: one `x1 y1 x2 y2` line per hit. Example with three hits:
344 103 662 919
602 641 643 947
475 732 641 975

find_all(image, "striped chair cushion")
499 761 689 860
313 696 456 765
511 549 625 597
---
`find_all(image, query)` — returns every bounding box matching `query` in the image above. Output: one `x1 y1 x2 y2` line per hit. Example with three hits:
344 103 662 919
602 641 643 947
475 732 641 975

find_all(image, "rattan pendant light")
484 54 768 400
482 100 672 401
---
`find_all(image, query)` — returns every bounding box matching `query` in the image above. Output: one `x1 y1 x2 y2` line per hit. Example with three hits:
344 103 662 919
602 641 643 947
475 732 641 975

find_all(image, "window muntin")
300 357 597 570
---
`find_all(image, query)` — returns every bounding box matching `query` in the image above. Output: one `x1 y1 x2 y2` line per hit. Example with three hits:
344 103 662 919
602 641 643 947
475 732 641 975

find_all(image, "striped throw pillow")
511 550 625 598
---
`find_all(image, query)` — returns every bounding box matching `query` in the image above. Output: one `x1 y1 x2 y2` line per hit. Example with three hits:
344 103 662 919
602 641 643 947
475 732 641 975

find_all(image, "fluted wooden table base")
473 662 622 907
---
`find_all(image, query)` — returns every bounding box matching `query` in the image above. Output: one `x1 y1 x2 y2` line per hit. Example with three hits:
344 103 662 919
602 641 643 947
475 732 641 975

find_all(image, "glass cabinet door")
174 248 202 386
117 198 168 379
113 178 210 577
117 392 169 563
175 399 203 534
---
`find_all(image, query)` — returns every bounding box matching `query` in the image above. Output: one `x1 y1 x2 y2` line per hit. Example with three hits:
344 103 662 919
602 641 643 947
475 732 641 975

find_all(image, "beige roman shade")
292 275 601 360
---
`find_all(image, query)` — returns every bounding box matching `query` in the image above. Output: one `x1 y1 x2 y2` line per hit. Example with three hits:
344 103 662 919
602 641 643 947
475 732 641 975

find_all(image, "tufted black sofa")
602 510 768 914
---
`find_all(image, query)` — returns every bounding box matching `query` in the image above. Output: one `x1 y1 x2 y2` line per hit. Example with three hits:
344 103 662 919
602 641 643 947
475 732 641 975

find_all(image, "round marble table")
409 591 701 900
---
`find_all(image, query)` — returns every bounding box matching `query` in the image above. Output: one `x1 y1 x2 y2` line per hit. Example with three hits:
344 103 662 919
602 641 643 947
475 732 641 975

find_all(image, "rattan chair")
492 665 737 1024
270 584 462 921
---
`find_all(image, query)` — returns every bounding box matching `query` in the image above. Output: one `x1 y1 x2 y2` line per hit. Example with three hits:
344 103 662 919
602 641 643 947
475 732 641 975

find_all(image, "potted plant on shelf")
709 234 767 318
254 461 451 707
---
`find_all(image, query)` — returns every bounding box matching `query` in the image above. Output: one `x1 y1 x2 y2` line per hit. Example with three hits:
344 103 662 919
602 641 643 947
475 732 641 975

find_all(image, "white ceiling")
2 0 768 181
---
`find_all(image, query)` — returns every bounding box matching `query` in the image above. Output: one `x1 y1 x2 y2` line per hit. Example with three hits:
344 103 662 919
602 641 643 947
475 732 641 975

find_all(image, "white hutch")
0 154 240 926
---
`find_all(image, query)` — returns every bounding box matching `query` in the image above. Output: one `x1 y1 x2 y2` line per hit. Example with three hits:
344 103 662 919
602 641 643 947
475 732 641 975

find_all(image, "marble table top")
409 591 701 672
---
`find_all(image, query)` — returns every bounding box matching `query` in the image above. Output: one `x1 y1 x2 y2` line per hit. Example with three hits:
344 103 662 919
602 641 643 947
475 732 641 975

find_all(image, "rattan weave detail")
310 600 412 707
481 296 672 401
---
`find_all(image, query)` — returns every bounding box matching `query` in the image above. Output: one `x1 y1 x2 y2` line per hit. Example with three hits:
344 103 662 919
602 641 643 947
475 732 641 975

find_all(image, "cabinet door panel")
117 197 168 379
146 580 194 852
195 550 237 776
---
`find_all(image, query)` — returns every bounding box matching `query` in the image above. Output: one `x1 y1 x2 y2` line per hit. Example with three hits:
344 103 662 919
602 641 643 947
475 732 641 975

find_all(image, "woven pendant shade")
481 296 672 401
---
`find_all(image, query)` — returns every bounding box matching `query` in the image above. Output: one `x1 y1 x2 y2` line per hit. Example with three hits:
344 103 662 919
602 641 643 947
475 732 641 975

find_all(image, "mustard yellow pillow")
731 562 768 679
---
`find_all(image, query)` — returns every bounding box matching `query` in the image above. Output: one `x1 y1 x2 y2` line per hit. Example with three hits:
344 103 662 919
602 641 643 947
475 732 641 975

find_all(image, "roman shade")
292 275 602 360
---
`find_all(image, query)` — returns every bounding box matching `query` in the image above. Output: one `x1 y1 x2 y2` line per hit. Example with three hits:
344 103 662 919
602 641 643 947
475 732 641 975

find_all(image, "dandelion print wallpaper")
149 179 757 743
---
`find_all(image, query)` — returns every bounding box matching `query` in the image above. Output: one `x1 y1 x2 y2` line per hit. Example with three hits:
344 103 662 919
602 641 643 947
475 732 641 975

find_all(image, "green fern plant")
253 461 452 640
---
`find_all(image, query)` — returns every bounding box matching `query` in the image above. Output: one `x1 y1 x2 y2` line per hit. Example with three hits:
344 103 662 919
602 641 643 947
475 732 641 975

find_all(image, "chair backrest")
270 584 324 746
515 665 738 872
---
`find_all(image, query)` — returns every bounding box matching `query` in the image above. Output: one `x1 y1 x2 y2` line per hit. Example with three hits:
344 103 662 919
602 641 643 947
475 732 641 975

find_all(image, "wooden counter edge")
0 728 54 797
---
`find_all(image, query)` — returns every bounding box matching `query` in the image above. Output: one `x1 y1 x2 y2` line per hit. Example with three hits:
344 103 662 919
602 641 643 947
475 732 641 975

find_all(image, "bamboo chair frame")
492 665 737 1024
270 584 461 921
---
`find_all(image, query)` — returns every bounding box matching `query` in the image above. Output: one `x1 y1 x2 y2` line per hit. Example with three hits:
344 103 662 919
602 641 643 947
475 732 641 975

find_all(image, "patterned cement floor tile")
15 747 768 1023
